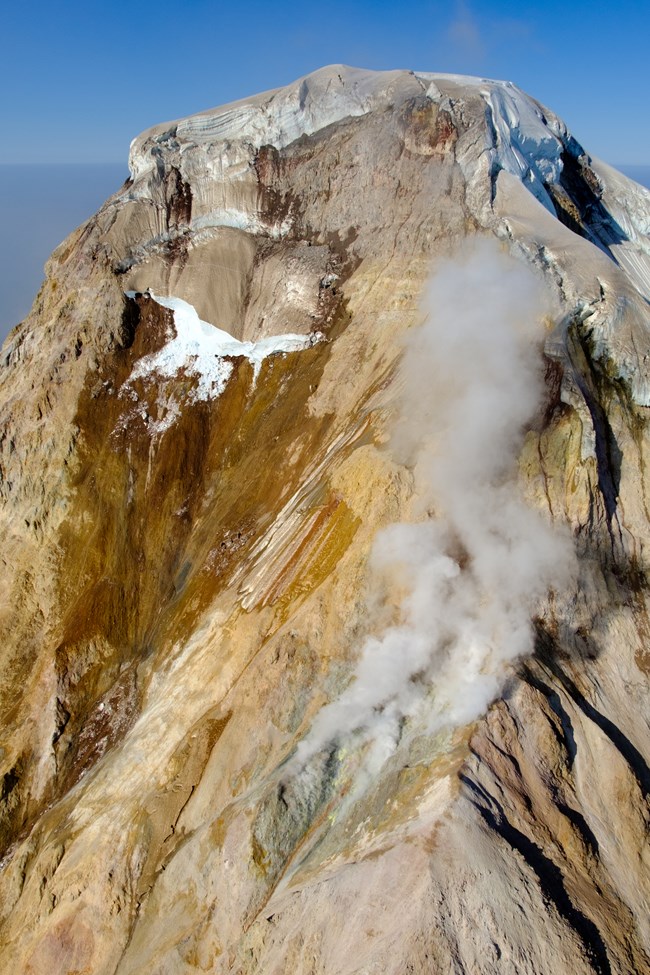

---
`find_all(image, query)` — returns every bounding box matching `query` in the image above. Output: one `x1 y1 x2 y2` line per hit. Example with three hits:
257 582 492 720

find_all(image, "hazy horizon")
0 160 648 346
4 3 650 166
0 164 127 340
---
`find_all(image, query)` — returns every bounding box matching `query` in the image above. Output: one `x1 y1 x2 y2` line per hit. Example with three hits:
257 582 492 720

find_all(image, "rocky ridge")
0 65 648 974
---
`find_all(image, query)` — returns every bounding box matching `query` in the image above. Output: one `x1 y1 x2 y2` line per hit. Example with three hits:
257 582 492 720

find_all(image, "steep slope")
0 65 649 974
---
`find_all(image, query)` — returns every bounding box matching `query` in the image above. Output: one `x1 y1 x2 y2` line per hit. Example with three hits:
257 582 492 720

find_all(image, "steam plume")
294 239 574 769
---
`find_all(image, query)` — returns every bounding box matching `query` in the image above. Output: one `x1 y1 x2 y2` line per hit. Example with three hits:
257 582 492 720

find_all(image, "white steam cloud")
293 239 575 770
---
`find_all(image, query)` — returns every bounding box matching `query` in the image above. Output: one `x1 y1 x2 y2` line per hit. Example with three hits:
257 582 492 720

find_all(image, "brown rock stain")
45 292 354 816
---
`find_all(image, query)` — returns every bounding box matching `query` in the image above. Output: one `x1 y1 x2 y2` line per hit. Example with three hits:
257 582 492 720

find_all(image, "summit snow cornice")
128 64 571 194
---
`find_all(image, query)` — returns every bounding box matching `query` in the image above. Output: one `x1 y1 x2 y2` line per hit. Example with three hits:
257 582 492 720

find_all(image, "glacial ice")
128 66 417 179
480 84 564 215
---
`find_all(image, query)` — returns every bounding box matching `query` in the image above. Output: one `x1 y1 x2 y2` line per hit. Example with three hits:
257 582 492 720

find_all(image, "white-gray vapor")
294 238 575 769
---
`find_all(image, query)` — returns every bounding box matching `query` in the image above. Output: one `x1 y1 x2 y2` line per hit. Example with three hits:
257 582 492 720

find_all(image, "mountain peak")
0 67 649 975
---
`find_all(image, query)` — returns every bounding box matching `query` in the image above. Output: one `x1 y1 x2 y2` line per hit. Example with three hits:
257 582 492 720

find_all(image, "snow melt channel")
125 291 323 400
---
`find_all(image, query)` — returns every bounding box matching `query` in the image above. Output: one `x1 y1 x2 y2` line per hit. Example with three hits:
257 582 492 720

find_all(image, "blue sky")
2 0 649 166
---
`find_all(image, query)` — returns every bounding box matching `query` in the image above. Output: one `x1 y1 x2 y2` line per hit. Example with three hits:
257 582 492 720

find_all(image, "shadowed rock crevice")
461 775 613 975
555 801 600 857
565 319 623 531
117 294 141 350
0 765 20 803
534 627 650 801
553 150 628 256
521 667 578 768
164 166 192 229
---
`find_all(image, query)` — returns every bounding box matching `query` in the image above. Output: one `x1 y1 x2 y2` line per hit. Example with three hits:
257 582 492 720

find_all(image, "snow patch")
123 292 323 429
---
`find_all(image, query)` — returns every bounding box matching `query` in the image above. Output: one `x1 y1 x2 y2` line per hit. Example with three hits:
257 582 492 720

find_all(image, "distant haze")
0 164 127 342
0 162 648 347
4 2 650 166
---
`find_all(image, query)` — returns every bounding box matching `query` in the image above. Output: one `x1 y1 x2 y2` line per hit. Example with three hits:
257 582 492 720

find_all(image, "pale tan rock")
0 65 649 975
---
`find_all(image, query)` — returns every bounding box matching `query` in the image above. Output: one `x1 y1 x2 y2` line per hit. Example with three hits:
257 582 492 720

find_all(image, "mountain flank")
0 65 649 975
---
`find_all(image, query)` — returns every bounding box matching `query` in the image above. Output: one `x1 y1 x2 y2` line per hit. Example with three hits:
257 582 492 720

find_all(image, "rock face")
0 65 649 974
